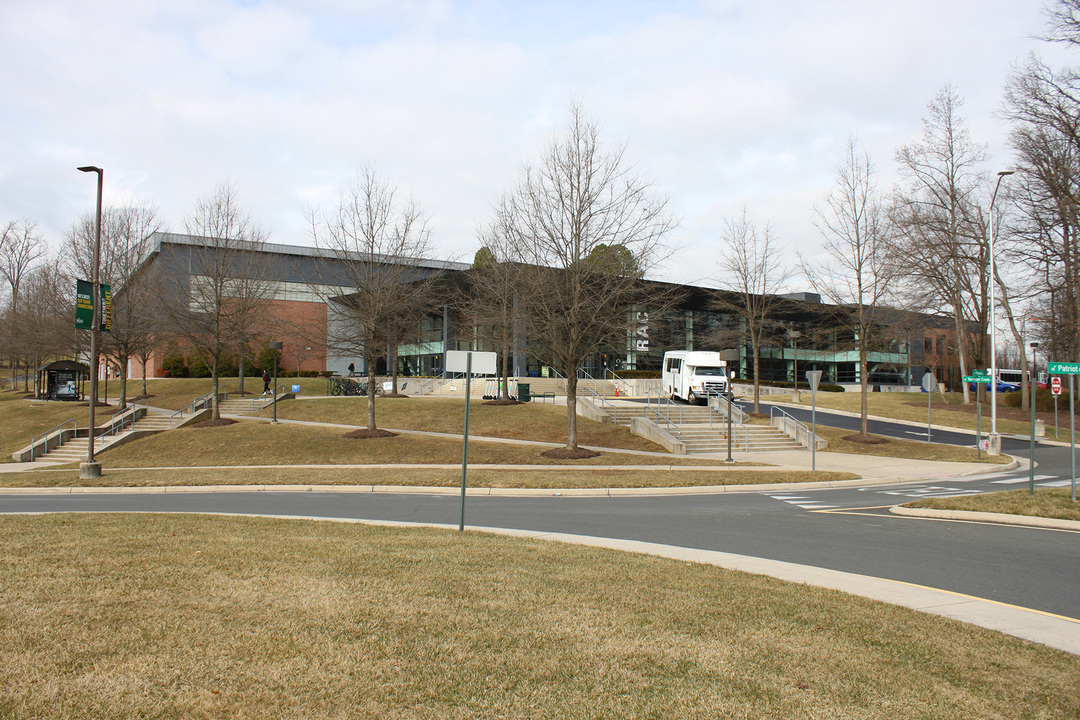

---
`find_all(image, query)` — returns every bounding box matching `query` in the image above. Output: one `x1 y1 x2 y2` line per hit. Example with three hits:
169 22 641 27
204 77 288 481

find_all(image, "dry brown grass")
4 465 856 489
906 488 1080 522
1 514 1076 719
93 420 717 468
262 396 665 451
814 425 1011 464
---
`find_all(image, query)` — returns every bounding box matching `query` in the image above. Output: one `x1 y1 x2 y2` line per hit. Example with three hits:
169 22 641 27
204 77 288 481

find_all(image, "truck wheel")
687 390 698 405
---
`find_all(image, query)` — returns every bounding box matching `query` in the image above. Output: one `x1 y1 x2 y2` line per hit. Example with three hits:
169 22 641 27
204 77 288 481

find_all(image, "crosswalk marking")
878 485 984 499
765 495 837 510
991 475 1057 485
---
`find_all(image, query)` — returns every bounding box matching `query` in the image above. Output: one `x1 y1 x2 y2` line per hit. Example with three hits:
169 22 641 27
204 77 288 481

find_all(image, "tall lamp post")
988 169 1014 456
78 166 103 478
1029 342 1039 495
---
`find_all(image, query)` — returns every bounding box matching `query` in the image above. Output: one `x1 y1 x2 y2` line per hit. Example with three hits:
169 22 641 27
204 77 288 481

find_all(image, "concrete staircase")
218 395 275 415
30 410 185 464
675 423 805 454
600 403 806 453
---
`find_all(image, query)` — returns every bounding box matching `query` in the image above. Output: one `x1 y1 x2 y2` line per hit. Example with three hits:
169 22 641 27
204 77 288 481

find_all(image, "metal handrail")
582 384 618 423
645 388 685 440
169 389 218 427
770 405 815 450
606 369 630 395
646 389 751 449
101 398 148 438
30 419 77 461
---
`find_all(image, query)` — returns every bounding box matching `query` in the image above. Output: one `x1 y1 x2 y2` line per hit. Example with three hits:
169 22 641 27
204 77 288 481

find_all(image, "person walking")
262 370 271 394
348 362 355 376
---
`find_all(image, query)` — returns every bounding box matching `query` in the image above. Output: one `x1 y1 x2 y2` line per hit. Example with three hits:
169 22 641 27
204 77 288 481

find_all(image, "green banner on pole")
1048 362 1080 375
75 280 112 332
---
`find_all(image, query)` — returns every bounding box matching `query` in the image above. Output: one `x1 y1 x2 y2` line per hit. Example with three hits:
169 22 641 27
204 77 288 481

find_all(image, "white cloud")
0 0 1072 283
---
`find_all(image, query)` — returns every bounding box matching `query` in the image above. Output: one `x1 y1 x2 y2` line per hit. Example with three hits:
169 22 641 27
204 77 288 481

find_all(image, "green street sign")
1048 362 1080 375
963 375 990 383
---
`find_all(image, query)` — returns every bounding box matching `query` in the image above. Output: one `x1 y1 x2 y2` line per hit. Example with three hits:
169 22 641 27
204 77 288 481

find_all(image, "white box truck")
662 351 730 405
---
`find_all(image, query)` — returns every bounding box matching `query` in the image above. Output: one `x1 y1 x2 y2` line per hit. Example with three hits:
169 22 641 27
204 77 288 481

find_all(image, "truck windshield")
695 367 727 376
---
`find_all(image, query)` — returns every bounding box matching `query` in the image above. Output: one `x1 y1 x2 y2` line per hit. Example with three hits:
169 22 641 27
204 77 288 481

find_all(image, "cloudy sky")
1 0 1073 288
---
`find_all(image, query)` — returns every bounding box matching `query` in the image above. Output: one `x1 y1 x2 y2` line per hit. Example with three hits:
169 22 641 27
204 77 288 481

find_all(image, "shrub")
161 353 188 378
188 353 211 378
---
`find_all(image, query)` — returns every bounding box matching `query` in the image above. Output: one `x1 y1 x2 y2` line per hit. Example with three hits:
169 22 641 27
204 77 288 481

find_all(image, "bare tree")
1042 0 1080 46
1 219 48 389
464 230 530 401
64 201 162 409
309 164 438 433
495 103 677 456
714 208 791 413
158 182 274 420
892 86 990 404
17 259 74 393
805 137 897 436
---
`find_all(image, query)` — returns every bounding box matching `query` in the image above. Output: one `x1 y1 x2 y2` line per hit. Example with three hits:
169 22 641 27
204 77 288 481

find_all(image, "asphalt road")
3 465 1078 620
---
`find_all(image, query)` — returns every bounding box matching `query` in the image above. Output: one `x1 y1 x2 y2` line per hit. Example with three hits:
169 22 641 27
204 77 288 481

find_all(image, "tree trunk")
367 363 377 431
239 357 246 396
211 370 220 421
859 347 869 436
565 370 578 450
751 337 761 414
117 352 128 411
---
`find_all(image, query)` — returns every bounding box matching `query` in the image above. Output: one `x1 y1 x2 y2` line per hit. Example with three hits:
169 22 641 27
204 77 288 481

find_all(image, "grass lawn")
0 390 97 463
260 396 668 451
2 514 1077 719
905 488 1080 523
813 425 1011 465
6 420 865 488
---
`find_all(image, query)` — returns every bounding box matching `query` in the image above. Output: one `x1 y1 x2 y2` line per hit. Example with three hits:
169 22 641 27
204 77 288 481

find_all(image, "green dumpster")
518 382 531 402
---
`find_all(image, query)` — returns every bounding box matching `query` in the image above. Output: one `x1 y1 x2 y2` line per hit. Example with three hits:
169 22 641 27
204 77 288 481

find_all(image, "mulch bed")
842 433 890 445
192 418 238 428
483 399 523 406
540 447 602 460
381 393 410 399
343 428 398 439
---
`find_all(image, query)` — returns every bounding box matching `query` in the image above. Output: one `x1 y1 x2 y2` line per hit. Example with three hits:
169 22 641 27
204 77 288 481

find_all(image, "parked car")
968 379 1020 393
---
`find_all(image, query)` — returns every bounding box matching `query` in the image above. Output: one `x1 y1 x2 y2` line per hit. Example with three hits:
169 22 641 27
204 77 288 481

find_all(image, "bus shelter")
36 360 88 401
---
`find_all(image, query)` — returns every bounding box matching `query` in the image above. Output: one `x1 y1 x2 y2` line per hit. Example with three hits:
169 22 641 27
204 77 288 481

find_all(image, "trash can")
518 383 531 402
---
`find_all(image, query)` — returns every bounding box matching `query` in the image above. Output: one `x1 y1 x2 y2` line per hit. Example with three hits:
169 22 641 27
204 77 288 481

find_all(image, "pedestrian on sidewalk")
262 370 271 394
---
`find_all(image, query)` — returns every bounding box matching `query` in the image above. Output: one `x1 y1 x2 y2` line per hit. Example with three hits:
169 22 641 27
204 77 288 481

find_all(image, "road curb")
0 469 1007 498
890 505 1080 531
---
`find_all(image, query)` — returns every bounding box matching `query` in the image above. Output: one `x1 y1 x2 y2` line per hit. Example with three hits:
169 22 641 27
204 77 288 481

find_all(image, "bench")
534 392 556 403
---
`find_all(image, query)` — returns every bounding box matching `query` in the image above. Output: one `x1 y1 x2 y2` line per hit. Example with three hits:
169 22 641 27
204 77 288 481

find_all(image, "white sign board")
806 370 822 392
445 350 498 375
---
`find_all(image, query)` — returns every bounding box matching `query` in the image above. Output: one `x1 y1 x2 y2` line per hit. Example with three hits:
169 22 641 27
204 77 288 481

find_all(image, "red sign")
1052 377 1063 396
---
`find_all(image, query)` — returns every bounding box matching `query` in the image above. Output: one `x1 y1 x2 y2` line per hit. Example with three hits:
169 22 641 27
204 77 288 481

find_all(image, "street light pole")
988 169 1014 456
78 166 103 478
1029 342 1039 496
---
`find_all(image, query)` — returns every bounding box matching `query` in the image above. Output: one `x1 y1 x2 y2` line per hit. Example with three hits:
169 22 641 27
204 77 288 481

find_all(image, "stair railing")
29 419 77 461
101 398 148 438
645 388 684 440
769 406 814 450
582 384 618 424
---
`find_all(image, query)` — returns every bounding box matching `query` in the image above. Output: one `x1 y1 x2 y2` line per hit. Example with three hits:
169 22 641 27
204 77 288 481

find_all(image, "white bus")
662 351 731 405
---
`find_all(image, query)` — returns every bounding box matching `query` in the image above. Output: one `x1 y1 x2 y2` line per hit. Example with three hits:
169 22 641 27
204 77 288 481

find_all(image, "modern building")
128 233 970 390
